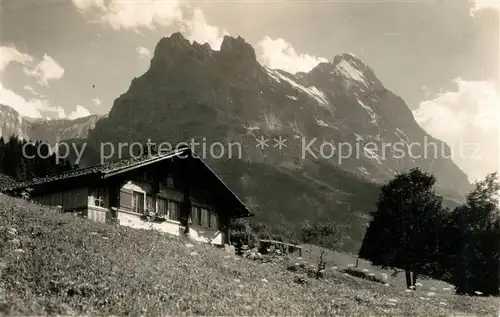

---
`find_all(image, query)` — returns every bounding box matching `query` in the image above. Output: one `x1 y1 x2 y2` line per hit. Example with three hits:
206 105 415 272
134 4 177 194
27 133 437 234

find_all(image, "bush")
228 219 259 250
341 268 385 284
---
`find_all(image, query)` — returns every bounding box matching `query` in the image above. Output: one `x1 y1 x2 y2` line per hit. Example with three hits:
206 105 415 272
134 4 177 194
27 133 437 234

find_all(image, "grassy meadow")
0 194 498 316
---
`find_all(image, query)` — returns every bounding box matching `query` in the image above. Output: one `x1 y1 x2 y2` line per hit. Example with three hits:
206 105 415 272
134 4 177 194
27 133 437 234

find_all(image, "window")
200 207 209 227
94 188 106 207
209 210 218 230
166 177 174 188
191 206 201 226
191 206 217 229
94 197 104 207
146 194 155 213
132 191 145 214
157 197 168 217
167 200 180 221
165 171 175 188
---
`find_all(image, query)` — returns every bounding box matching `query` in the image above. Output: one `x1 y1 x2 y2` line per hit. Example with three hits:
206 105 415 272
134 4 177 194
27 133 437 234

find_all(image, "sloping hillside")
0 195 496 316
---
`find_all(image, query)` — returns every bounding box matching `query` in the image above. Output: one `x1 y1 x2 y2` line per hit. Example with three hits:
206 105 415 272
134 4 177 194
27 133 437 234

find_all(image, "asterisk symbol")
273 136 287 150
256 136 269 149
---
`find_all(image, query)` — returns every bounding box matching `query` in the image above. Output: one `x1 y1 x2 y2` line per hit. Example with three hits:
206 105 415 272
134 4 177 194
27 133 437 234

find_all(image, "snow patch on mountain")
335 59 365 83
354 133 365 141
264 112 283 131
357 166 370 176
244 123 260 132
315 118 330 127
395 128 410 143
356 98 378 125
364 147 383 165
265 67 328 106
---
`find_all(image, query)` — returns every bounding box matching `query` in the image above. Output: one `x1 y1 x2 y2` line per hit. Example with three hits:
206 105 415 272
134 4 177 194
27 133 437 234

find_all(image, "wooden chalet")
4 147 252 245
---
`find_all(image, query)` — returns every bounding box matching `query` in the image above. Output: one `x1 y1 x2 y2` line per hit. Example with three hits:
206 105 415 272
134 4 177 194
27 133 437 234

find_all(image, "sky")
0 0 499 182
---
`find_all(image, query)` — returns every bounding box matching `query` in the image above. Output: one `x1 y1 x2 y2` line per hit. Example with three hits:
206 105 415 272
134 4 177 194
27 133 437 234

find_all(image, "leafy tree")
448 173 500 296
358 168 447 289
302 220 344 251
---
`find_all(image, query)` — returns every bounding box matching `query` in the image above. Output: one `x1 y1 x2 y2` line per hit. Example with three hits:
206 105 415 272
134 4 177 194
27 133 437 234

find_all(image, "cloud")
256 36 328 73
72 0 227 50
23 85 43 97
72 0 182 31
470 0 500 16
72 0 105 11
66 105 92 120
182 8 228 50
0 83 46 118
92 98 102 105
23 54 65 86
0 46 32 71
413 78 500 182
136 46 152 59
1 46 66 118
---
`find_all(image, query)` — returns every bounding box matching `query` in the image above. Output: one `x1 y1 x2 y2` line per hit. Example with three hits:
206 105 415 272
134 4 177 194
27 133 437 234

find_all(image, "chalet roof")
4 148 186 191
3 147 252 218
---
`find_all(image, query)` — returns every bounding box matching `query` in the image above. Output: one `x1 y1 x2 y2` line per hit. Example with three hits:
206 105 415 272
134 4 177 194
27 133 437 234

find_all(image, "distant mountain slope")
0 104 103 144
85 33 470 251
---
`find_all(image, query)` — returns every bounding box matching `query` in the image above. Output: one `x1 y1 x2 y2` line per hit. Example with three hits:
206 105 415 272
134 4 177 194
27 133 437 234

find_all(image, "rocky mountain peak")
150 32 199 69
303 53 383 94
332 53 382 89
148 33 258 80
220 35 256 61
153 32 192 56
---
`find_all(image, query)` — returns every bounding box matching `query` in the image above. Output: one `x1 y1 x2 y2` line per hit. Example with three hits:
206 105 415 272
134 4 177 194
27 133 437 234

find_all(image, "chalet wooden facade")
4 147 252 245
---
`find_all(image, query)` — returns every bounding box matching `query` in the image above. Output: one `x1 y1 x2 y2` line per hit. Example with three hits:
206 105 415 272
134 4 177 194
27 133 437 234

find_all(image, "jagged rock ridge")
0 104 103 144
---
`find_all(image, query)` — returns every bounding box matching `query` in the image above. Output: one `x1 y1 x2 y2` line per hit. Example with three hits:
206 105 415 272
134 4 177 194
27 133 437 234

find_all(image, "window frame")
209 209 218 230
191 205 201 226
94 196 104 207
132 191 145 215
165 172 175 188
146 194 156 213
157 196 168 217
94 187 106 208
200 207 209 227
167 199 181 221
191 204 218 230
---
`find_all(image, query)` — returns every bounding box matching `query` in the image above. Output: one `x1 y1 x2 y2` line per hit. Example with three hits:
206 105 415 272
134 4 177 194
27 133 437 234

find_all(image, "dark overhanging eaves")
191 154 253 218
102 147 190 179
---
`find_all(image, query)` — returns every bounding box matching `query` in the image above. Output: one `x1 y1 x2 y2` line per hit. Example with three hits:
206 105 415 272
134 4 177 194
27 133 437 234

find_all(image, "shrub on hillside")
228 219 260 250
341 268 385 284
